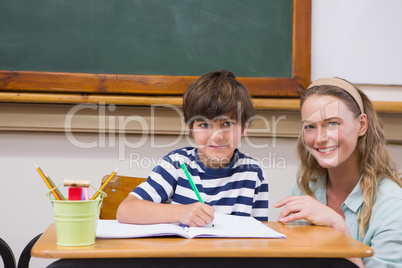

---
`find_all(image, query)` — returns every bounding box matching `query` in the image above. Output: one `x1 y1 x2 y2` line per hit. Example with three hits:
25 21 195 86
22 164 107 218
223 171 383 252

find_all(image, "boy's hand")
179 202 214 227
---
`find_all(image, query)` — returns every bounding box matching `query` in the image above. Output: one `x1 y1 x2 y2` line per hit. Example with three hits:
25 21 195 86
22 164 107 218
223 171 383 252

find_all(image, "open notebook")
96 213 286 239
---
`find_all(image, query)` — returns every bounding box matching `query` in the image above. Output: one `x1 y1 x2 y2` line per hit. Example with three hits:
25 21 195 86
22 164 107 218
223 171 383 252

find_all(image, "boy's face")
190 114 247 169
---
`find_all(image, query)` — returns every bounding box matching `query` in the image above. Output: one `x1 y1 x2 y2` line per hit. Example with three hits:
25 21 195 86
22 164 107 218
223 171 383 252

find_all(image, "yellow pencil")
91 168 119 200
35 164 60 200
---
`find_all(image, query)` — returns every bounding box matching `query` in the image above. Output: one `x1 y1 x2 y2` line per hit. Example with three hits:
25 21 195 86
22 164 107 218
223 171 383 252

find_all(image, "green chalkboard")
0 0 293 78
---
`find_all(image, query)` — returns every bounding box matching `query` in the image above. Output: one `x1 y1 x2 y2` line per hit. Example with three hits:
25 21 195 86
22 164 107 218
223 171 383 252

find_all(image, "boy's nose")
211 129 224 142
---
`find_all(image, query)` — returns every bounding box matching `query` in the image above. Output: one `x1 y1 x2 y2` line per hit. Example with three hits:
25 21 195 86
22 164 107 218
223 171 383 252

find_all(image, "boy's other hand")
179 202 215 227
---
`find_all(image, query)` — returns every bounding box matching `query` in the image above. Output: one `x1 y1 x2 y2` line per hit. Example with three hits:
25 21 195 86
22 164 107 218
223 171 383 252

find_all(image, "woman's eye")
327 122 339 127
304 124 314 130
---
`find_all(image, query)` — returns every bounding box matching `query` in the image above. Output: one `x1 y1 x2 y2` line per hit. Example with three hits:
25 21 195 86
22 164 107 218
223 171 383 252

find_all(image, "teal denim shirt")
289 177 402 268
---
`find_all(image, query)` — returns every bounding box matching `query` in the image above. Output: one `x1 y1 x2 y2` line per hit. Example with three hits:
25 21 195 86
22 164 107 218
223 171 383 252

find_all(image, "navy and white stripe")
131 147 269 221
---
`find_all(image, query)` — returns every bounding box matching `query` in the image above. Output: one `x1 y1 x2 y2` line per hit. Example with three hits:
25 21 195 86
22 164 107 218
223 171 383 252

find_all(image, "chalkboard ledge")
0 91 401 113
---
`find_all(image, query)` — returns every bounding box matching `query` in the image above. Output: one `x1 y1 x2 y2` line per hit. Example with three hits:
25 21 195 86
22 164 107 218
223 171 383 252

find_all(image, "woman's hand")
274 195 349 235
275 196 365 267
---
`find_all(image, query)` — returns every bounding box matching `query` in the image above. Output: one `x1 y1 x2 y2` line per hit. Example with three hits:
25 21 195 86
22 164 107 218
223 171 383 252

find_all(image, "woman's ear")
358 113 368 136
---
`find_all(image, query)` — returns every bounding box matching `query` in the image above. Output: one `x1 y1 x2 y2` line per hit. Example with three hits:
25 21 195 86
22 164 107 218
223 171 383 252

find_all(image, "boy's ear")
358 113 368 136
186 125 193 137
241 123 249 136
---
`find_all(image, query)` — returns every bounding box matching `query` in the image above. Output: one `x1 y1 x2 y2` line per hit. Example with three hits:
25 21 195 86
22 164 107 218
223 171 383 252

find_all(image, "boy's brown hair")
182 70 254 130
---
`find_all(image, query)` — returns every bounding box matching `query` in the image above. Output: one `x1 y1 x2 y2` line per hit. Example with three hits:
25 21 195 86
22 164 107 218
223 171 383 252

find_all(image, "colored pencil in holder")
91 168 119 200
47 176 66 200
35 164 61 200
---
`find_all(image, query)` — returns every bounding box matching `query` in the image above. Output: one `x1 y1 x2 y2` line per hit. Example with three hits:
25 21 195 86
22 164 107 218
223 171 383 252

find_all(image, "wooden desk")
32 222 373 259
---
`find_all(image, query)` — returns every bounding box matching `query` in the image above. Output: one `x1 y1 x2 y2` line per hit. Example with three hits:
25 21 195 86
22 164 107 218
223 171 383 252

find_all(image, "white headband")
307 78 364 114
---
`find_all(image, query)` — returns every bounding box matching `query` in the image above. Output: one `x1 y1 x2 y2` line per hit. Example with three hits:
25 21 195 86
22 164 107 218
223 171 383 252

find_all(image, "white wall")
1 1 402 267
311 0 402 86
311 0 402 102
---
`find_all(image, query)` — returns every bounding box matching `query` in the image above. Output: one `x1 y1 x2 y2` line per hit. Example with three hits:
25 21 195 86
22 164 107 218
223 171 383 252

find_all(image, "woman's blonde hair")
296 79 402 237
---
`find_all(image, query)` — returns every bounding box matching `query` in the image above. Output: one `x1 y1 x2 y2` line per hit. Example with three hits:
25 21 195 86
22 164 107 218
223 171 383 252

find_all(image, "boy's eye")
222 121 234 127
199 122 210 128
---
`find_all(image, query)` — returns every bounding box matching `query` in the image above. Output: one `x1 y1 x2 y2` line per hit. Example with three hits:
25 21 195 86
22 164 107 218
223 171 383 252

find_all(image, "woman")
274 77 402 268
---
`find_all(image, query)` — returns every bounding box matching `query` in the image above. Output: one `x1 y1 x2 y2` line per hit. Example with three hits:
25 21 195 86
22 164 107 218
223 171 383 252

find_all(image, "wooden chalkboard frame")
0 0 311 104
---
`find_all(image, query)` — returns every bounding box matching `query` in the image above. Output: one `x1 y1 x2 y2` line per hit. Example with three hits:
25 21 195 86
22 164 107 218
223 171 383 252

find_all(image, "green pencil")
180 163 204 203
180 163 214 227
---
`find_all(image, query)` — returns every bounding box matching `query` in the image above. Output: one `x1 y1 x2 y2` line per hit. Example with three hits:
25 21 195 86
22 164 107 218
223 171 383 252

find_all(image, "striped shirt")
131 147 269 221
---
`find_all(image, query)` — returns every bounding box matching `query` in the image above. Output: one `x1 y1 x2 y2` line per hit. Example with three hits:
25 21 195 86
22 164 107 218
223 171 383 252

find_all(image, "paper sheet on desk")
96 213 286 239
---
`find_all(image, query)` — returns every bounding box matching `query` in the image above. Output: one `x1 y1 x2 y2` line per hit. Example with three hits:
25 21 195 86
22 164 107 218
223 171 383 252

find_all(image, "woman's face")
301 95 366 169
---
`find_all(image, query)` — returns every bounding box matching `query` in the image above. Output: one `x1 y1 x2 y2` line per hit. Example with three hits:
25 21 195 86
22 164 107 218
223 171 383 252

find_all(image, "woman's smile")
316 145 339 155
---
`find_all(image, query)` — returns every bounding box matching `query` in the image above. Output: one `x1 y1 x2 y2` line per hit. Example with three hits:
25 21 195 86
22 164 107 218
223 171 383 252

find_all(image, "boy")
117 70 268 226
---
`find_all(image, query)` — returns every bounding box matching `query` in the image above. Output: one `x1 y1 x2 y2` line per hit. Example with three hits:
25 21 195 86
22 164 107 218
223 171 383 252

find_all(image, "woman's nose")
316 127 328 143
